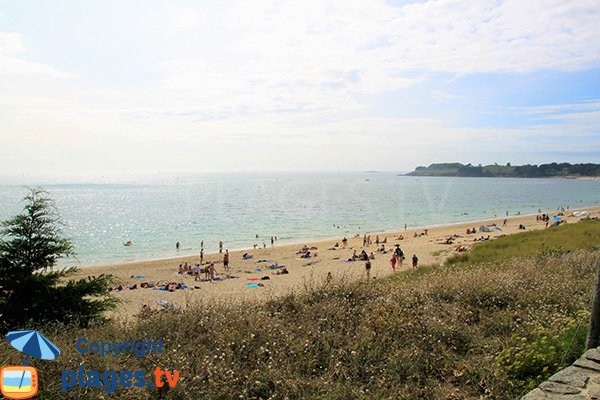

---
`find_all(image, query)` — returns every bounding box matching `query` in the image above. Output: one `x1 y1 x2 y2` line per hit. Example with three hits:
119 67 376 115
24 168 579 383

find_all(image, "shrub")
496 310 589 395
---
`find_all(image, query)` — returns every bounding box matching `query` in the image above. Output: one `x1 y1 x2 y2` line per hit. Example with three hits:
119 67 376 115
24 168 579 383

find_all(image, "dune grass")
446 218 600 265
1 220 599 399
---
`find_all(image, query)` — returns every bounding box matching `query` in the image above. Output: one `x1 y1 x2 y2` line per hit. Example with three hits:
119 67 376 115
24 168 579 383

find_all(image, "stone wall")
522 348 600 399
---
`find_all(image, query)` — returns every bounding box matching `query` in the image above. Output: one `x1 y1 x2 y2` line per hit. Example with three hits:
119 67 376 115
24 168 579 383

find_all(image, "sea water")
0 172 598 267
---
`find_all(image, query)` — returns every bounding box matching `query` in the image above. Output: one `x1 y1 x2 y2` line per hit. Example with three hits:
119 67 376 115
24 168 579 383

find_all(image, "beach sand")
74 208 600 318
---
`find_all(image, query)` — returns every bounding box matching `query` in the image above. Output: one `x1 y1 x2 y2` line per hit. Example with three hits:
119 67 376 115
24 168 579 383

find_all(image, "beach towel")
268 264 284 269
155 300 175 310
246 283 263 288
248 277 260 281
134 275 145 279
154 289 169 293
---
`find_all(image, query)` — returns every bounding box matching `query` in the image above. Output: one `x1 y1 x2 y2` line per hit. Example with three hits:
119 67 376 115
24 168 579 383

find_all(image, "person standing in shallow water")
176 241 180 250
219 240 223 253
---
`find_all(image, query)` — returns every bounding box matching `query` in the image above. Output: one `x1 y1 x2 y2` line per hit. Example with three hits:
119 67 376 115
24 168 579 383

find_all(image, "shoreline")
74 205 598 270
75 206 600 317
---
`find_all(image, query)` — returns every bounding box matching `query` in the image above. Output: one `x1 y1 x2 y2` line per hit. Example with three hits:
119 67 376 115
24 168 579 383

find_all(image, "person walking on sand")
200 249 204 264
223 250 230 274
365 259 372 280
208 262 216 281
412 254 418 269
219 240 223 253
390 254 397 271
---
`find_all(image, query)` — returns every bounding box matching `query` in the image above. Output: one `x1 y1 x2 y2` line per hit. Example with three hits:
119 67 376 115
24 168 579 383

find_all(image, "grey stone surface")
588 387 600 399
539 381 581 394
522 347 600 399
523 388 549 399
549 366 590 388
575 357 600 372
585 349 600 363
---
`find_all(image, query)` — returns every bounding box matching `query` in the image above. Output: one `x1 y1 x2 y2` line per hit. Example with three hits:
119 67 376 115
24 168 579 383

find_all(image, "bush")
496 310 589 395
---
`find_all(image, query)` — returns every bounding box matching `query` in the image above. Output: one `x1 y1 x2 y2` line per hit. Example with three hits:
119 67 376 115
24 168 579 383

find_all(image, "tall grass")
1 221 599 399
446 219 600 265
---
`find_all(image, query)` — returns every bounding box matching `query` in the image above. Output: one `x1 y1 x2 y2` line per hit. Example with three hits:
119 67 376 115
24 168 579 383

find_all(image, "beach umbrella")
551 216 562 221
5 330 61 361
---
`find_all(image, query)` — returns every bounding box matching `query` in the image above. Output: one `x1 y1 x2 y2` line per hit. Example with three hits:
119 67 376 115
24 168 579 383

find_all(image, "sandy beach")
75 207 600 318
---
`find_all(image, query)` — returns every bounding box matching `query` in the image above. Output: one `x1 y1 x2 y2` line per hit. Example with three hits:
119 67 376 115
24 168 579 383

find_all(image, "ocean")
0 172 598 267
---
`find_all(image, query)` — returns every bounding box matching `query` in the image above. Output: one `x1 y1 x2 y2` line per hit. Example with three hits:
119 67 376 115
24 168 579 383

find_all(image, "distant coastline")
404 162 600 178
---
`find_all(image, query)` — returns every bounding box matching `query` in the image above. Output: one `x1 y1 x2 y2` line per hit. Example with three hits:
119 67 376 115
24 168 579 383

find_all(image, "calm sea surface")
0 173 599 267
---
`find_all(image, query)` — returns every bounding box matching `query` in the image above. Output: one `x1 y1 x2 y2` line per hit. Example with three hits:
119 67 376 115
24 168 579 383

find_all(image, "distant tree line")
408 162 600 178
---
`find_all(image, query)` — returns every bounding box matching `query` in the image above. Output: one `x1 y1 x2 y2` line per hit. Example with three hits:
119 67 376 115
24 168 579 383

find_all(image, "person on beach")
271 236 274 246
223 250 230 274
201 240 204 249
360 250 369 261
200 249 204 264
365 259 372 280
412 254 418 269
219 241 223 253
363 234 367 247
342 237 348 248
208 262 216 281
176 241 180 250
404 223 407 231
395 245 404 268
193 264 200 281
390 254 397 271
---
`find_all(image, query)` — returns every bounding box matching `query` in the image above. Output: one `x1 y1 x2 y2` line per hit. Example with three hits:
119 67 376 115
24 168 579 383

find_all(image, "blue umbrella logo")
5 330 61 364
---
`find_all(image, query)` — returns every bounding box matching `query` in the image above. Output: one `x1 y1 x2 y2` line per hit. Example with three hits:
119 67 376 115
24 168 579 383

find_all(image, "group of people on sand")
297 245 318 259
358 242 417 279
114 280 191 292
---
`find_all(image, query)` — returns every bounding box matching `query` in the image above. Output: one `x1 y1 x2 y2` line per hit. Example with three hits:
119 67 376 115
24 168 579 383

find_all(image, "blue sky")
0 0 599 177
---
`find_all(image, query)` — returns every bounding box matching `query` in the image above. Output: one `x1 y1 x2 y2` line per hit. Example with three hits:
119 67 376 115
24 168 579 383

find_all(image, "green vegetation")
446 218 600 265
407 162 600 177
0 188 116 330
497 310 589 394
1 219 598 399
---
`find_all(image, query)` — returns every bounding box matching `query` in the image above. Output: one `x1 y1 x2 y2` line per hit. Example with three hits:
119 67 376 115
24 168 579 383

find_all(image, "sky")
1 0 599 178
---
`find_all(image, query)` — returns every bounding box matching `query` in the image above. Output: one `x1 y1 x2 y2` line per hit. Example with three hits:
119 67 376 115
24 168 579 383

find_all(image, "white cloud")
0 32 72 77
168 7 207 30
0 1 599 175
